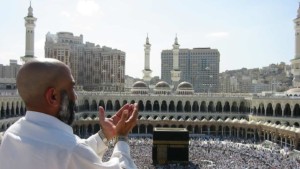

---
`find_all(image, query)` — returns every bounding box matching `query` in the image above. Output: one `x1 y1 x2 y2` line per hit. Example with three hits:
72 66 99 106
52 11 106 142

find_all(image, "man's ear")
45 88 59 107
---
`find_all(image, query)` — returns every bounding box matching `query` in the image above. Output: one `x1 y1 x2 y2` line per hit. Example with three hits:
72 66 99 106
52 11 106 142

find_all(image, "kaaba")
152 127 189 164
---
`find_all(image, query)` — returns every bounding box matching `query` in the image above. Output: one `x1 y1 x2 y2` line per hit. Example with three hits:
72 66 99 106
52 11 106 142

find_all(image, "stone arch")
138 100 144 112
5 102 9 117
253 106 257 115
187 125 193 133
210 125 216 136
10 102 15 116
99 100 105 110
161 100 167 111
200 101 207 112
87 124 93 135
275 103 282 117
140 124 146 133
216 101 222 112
176 101 183 112
266 103 273 116
194 125 199 133
293 104 300 117
258 103 265 116
184 101 191 112
153 100 159 112
84 100 89 111
208 101 214 112
231 102 238 113
239 101 246 113
145 100 152 111
91 100 97 111
147 125 153 134
223 101 230 112
202 125 208 134
169 101 175 112
0 104 4 118
106 100 113 111
16 102 20 116
284 103 291 117
192 101 199 112
114 100 121 111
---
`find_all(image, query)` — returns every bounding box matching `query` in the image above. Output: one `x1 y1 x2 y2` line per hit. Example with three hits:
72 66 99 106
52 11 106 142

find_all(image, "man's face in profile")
58 90 76 125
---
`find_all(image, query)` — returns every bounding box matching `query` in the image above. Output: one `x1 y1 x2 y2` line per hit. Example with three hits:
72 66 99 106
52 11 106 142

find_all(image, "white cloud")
76 0 100 16
206 32 229 38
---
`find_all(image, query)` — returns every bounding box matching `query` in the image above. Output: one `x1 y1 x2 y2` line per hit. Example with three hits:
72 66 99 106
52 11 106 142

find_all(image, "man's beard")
58 91 76 125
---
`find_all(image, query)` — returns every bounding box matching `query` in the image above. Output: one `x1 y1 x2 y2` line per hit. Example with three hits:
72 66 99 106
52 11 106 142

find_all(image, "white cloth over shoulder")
0 111 137 169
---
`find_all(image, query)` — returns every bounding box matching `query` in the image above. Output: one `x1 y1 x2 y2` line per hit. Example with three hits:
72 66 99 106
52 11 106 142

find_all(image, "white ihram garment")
0 111 137 169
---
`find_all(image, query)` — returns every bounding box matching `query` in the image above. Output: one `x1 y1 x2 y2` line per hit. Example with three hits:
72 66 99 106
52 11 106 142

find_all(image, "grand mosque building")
1 3 300 151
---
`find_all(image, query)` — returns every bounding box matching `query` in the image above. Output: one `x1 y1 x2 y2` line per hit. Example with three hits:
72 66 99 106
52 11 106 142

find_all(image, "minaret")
21 2 37 63
142 34 152 82
170 35 181 89
291 3 300 88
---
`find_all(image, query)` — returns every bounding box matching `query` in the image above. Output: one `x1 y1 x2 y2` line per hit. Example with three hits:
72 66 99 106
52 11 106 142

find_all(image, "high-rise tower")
170 35 181 88
143 35 152 82
22 2 37 62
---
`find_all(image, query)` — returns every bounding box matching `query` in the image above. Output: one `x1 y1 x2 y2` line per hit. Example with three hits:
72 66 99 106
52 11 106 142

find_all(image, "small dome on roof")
155 81 170 88
132 81 148 88
131 81 149 94
177 81 193 90
176 81 194 95
154 81 171 95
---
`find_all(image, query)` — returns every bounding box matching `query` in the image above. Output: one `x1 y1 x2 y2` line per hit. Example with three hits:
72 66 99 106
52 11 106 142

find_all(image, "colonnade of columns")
71 121 300 150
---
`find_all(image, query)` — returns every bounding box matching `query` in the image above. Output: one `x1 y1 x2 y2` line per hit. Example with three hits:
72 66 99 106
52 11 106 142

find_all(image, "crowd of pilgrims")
103 136 300 169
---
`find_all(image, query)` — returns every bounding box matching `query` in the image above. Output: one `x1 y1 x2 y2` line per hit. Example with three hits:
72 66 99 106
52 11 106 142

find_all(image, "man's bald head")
17 58 70 108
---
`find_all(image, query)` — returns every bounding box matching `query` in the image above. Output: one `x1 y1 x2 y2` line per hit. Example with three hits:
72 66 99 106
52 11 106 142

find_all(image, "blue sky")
0 0 297 78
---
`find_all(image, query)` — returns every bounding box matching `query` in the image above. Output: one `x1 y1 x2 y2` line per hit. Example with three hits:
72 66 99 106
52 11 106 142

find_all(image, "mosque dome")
131 81 149 94
132 81 148 88
155 81 170 88
176 81 194 95
154 81 171 95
